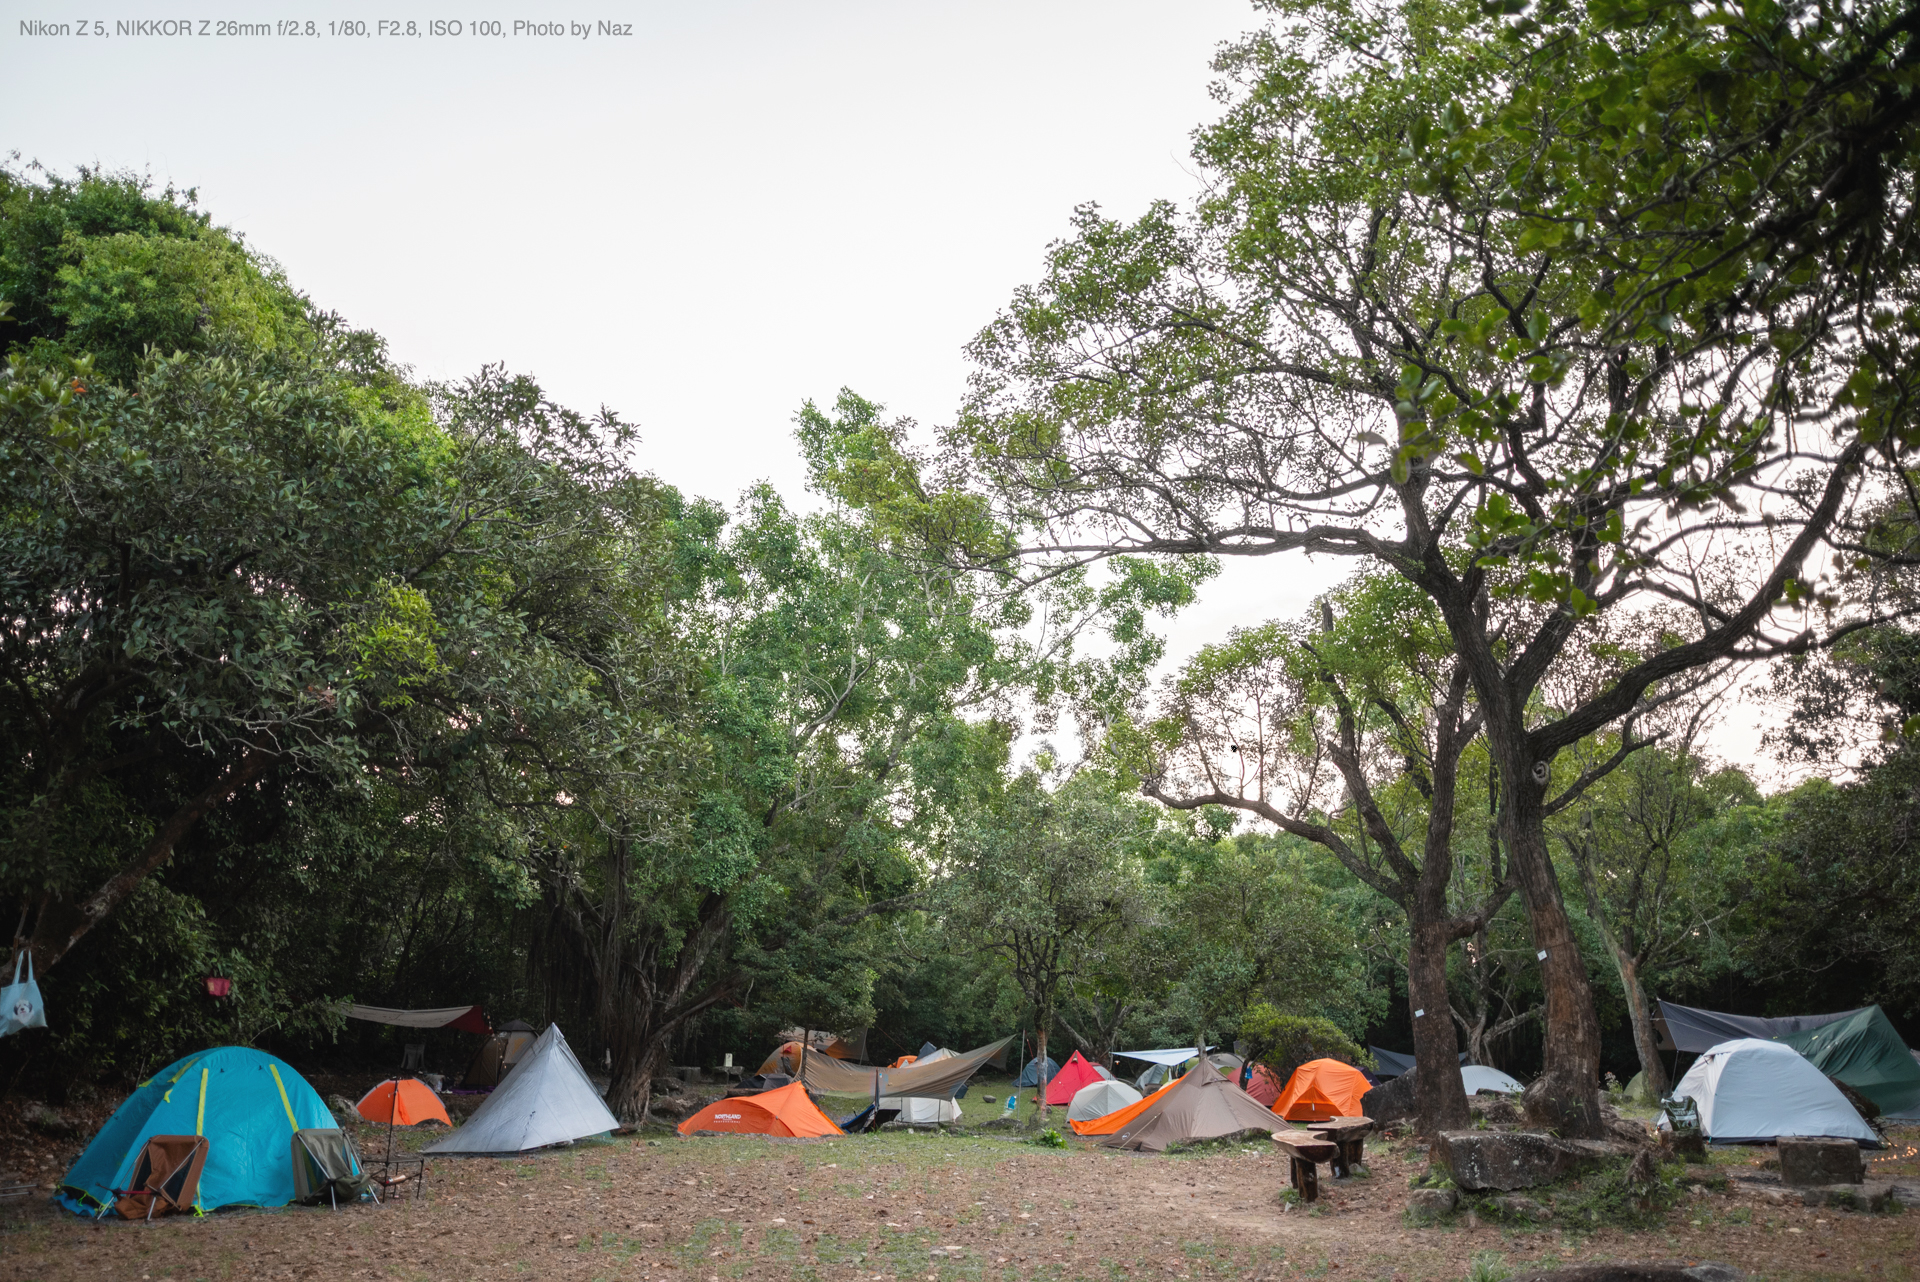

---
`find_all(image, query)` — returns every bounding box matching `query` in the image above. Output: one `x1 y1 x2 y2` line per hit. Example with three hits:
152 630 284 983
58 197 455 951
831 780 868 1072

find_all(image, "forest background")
5 0 1920 1134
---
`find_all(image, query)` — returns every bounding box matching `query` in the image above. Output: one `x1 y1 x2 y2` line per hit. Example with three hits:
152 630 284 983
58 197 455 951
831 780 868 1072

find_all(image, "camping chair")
292 1129 374 1209
110 1135 209 1221
401 1043 427 1071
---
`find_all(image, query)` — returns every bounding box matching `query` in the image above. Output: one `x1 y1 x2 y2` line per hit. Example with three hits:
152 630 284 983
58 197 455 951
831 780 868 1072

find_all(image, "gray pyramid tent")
1100 1060 1281 1152
424 1025 618 1155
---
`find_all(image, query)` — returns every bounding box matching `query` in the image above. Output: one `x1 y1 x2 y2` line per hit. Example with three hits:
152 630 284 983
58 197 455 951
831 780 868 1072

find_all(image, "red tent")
1044 1051 1106 1105
1243 1062 1283 1108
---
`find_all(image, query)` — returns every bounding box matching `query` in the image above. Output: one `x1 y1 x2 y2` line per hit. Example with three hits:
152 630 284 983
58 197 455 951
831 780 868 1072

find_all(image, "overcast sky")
0 1 1789 777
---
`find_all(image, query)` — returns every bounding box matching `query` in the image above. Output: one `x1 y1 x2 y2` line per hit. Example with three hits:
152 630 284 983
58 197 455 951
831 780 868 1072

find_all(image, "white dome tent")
1670 1038 1877 1145
1461 1065 1525 1095
1067 1079 1142 1123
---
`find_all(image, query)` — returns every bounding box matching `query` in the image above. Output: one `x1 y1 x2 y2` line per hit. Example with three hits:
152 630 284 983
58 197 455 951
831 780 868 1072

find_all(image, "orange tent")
1272 1058 1372 1122
1243 1062 1283 1107
1044 1051 1105 1105
888 1054 919 1068
355 1078 452 1127
677 1081 845 1139
1068 1072 1183 1135
755 1041 808 1076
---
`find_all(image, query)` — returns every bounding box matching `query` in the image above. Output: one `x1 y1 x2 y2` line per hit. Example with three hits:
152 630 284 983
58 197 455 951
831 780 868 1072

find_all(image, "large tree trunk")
1407 917 1471 1135
1501 775 1604 1138
1617 954 1670 1099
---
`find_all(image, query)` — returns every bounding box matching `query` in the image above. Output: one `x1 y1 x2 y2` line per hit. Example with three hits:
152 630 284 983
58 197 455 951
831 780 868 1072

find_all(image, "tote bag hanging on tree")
0 953 47 1037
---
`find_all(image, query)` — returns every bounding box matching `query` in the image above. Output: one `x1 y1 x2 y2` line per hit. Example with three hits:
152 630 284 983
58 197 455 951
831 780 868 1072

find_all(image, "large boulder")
1361 1068 1417 1122
1778 1136 1864 1186
1430 1130 1619 1191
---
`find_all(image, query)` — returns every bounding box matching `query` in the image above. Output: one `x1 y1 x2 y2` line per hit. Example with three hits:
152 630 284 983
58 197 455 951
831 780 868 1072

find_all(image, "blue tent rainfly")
58 1047 338 1215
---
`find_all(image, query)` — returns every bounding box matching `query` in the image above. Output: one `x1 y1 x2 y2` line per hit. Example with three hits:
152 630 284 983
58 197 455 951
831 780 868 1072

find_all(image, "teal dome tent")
58 1047 338 1215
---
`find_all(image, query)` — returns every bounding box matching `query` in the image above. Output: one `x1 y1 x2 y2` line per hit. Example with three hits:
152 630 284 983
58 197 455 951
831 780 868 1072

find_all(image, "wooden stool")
1270 1129 1339 1202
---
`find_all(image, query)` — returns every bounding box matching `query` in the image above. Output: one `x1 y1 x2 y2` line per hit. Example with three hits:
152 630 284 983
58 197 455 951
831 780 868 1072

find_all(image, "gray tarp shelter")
424 1025 617 1155
799 1035 1014 1100
1654 1000 1862 1053
1369 1047 1466 1078
338 1004 491 1034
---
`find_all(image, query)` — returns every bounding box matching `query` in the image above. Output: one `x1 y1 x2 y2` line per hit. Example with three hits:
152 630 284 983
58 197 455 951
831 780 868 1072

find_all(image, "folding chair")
111 1135 209 1221
291 1129 374 1209
401 1043 427 1071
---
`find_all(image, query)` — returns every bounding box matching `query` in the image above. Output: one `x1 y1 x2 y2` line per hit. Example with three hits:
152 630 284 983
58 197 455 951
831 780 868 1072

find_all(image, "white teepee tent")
424 1024 618 1155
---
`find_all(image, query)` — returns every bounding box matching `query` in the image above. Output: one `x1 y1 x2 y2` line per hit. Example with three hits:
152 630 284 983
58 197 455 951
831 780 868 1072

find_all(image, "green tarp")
1780 1005 1920 1121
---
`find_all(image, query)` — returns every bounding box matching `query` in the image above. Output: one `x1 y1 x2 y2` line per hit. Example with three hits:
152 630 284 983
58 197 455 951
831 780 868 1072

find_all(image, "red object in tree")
204 976 232 998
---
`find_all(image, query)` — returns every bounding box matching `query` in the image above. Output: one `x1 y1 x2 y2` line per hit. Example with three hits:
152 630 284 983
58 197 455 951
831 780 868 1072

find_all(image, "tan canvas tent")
799 1035 1014 1100
1099 1059 1283 1153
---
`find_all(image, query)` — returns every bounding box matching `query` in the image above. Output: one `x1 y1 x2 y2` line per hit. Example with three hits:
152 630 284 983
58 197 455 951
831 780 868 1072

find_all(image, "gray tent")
1100 1060 1282 1152
424 1025 617 1155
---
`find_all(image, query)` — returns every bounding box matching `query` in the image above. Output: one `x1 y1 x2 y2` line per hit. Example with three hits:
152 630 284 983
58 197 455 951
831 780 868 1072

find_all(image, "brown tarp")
799 1035 1014 1100
1099 1059 1283 1152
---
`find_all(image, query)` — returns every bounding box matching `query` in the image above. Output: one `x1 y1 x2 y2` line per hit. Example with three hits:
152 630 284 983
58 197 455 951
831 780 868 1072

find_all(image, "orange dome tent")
1068 1071 1183 1135
355 1078 452 1127
1242 1062 1284 1108
678 1081 845 1139
1044 1051 1105 1105
755 1041 811 1076
1272 1058 1371 1122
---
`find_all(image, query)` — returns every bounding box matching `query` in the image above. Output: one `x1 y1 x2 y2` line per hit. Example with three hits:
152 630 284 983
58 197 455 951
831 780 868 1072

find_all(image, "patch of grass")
1467 1250 1513 1282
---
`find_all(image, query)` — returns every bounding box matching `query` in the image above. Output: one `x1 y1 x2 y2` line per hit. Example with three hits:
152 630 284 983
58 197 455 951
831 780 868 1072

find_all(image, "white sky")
0 1 1788 778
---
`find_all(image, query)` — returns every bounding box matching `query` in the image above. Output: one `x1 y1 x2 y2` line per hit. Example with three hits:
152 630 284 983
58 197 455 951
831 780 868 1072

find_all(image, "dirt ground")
0 1072 1915 1282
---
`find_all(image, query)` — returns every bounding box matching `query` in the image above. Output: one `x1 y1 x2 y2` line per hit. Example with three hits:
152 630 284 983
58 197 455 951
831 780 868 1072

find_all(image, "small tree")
1239 1006 1373 1085
943 771 1155 1121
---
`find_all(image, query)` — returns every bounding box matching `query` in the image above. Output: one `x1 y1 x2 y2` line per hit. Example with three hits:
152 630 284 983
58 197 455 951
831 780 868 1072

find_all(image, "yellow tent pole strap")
269 1063 298 1130
196 1068 209 1136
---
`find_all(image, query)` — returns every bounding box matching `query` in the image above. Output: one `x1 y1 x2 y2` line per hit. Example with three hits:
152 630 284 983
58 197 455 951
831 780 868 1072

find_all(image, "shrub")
1239 1005 1373 1081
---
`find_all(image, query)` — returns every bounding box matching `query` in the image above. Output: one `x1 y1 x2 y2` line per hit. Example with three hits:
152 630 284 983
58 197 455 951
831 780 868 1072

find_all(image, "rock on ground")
1404 1187 1457 1215
1360 1069 1416 1123
1777 1136 1863 1186
1491 1194 1552 1221
1429 1130 1623 1191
